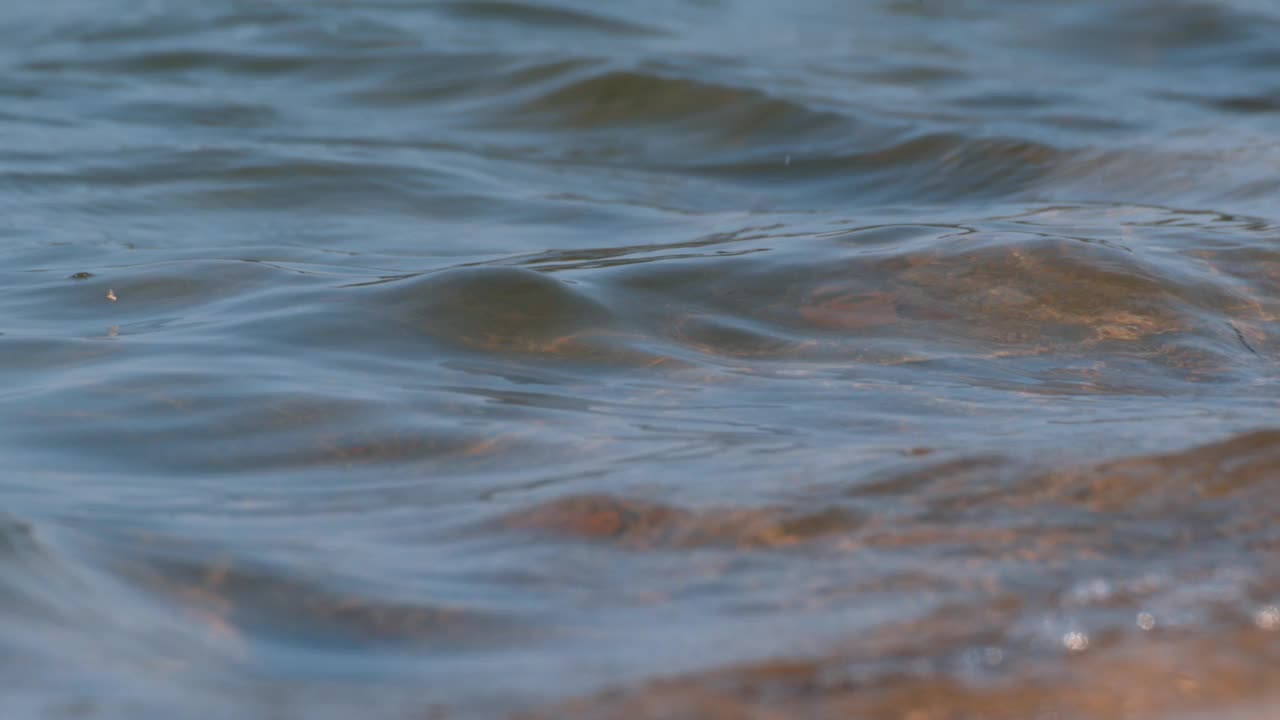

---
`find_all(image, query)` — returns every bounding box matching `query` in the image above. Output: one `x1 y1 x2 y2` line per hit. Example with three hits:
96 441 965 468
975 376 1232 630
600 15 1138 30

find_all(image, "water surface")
2 1 1279 718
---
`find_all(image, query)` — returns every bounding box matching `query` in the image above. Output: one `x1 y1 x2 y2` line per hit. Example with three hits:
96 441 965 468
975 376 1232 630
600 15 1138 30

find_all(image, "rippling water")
3 1 1279 718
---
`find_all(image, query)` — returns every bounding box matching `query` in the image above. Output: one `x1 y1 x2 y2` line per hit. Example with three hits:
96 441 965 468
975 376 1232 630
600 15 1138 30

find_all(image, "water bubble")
982 646 1004 666
963 645 1005 671
1136 612 1156 631
1062 631 1089 652
1254 605 1279 631
1069 577 1112 604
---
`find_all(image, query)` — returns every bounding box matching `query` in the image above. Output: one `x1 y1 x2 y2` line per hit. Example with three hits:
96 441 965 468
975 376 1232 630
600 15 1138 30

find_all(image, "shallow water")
2 1 1278 718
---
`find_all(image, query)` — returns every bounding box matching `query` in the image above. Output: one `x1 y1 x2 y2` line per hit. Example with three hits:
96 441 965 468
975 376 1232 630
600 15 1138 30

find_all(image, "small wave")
578 209 1275 390
25 50 323 77
368 266 614 347
1020 1 1280 66
434 1 664 37
499 494 862 550
686 132 1061 203
113 546 530 650
513 68 851 144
